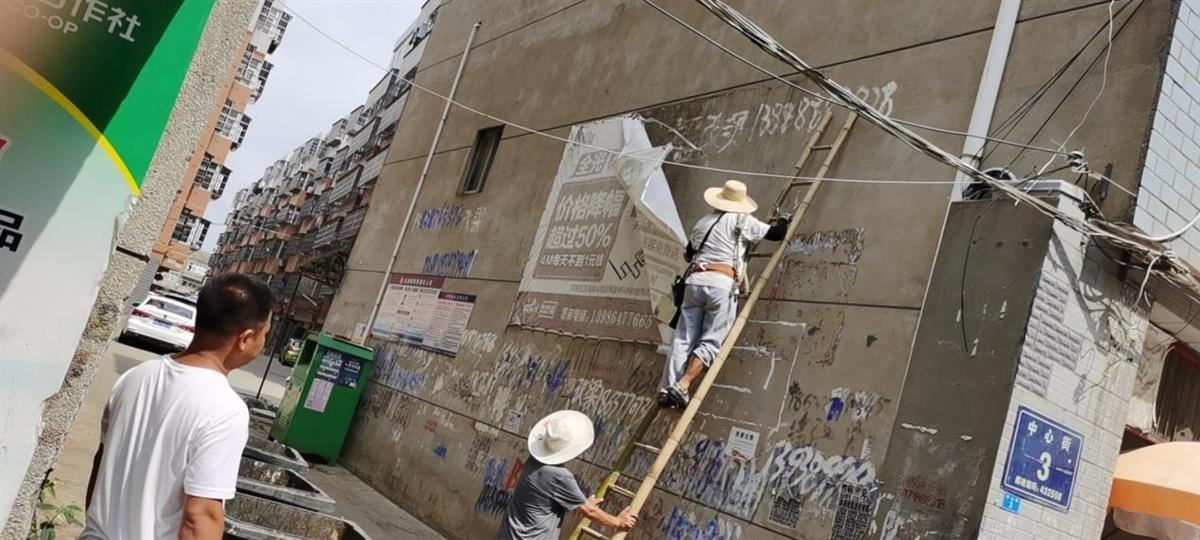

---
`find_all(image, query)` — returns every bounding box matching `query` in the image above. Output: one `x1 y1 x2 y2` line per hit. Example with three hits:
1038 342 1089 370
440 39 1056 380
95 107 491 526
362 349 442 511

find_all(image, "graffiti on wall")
474 456 525 516
661 506 745 540
771 228 867 302
655 82 898 163
765 441 879 516
423 249 477 277
567 377 655 465
659 436 770 520
417 202 488 233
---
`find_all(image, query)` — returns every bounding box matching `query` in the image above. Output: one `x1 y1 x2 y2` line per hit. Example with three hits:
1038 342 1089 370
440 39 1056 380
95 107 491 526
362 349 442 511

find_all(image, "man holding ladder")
659 179 789 408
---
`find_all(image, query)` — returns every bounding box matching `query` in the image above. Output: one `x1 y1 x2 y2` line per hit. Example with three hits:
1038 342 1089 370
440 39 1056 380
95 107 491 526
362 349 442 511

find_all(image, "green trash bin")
271 332 373 463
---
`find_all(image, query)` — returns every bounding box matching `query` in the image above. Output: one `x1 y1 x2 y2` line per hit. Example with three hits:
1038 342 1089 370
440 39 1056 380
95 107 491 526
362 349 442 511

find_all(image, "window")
253 60 273 100
235 44 259 85
215 100 243 140
194 153 219 190
172 212 197 243
1154 345 1200 441
460 126 502 194
144 299 195 320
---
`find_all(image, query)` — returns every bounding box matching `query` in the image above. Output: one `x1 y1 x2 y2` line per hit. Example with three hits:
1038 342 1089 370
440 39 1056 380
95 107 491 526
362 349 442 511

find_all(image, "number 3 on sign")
1037 451 1052 481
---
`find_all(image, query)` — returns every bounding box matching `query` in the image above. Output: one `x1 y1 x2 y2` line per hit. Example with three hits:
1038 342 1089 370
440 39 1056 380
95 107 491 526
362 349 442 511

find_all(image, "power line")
280 0 1200 293
1033 0 1117 178
980 0 1136 163
638 0 1071 157
274 3 1012 186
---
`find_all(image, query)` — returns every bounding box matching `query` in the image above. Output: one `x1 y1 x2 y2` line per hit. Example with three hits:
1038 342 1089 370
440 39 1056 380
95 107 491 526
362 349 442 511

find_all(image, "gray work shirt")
686 211 770 291
497 457 588 540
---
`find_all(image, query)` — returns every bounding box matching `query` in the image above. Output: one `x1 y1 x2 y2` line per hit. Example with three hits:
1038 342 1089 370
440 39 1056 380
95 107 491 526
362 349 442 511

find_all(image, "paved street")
51 339 442 539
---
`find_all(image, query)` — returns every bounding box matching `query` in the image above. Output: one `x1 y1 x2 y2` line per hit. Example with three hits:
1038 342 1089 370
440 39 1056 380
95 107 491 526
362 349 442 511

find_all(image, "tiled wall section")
980 191 1148 539
1134 2 1200 267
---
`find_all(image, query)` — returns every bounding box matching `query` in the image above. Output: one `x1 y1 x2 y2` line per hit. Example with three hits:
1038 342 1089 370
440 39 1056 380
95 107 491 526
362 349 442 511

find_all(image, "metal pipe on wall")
361 21 483 341
951 0 1022 200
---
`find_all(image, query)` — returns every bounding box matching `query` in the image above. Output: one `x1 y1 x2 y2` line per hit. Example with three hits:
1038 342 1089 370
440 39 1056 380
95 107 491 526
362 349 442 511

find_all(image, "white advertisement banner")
510 116 685 345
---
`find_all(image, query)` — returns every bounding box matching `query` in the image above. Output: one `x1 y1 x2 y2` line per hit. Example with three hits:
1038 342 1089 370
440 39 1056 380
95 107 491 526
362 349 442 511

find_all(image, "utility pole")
362 21 482 343
257 273 303 399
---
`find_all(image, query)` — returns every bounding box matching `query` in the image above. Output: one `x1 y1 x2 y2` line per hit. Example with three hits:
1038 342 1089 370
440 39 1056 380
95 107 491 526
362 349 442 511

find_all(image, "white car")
122 295 196 351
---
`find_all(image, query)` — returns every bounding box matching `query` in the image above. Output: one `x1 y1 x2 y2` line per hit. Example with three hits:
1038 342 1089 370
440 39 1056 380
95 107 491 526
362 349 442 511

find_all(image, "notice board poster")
372 274 443 343
0 0 216 520
509 116 685 345
371 274 477 357
424 292 477 356
337 357 363 388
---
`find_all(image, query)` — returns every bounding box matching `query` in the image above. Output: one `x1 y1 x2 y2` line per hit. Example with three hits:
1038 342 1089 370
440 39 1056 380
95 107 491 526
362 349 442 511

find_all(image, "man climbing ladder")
571 111 857 540
658 179 789 408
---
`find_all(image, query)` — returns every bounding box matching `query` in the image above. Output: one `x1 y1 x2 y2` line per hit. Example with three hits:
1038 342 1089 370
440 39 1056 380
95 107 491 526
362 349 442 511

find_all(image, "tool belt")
691 263 737 280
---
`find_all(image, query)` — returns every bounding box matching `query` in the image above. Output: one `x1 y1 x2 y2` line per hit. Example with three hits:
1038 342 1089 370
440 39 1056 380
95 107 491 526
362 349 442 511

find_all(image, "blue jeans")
660 284 736 390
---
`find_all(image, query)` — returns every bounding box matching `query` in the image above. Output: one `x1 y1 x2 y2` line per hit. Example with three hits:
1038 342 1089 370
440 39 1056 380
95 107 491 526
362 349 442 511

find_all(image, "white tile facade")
1134 3 1200 268
979 187 1149 539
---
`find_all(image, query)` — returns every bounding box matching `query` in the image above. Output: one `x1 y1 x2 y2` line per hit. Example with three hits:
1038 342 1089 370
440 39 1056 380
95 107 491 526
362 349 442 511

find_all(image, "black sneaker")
666 385 690 408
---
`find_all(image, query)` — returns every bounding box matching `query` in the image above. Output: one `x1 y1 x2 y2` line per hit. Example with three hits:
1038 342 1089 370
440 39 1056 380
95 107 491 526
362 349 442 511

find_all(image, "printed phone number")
1011 476 1064 502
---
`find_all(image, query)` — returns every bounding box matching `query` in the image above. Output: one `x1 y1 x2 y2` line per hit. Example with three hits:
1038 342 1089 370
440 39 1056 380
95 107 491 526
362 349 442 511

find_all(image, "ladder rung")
579 526 608 539
608 484 636 498
789 180 815 187
633 442 661 454
811 144 834 150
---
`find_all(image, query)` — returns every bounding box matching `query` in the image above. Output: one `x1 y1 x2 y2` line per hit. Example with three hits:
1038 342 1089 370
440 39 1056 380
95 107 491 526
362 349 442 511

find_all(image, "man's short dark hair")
195 274 274 337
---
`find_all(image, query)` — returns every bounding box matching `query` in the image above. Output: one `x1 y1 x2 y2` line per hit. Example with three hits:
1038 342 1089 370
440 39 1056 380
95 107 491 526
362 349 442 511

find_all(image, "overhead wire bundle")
276 0 1200 299
690 0 1200 299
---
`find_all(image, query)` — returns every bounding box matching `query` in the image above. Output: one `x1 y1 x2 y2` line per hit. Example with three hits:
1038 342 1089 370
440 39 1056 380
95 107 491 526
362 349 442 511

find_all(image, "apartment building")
210 1 440 335
143 0 290 296
310 1 1200 538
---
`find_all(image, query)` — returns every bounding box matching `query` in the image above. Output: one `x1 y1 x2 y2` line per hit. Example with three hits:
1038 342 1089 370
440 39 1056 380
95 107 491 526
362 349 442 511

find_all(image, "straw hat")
527 410 595 465
704 180 757 213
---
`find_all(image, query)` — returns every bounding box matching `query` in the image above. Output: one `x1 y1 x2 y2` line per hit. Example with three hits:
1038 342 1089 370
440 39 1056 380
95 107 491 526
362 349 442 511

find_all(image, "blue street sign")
1002 492 1021 514
1001 406 1084 512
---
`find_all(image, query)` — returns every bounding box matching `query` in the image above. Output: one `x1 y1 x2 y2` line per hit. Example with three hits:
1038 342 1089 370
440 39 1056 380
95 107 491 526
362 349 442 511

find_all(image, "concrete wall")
1 1 256 535
974 190 1149 539
320 1 1174 538
1125 324 1173 433
1133 1 1200 267
874 200 1055 539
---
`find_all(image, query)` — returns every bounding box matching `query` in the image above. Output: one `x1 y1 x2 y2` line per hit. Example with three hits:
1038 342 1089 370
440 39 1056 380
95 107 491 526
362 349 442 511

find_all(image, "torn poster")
509 115 685 347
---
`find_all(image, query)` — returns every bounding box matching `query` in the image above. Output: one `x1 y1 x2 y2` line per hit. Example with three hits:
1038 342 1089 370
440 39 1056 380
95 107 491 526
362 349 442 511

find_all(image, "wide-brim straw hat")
704 179 757 213
527 410 595 465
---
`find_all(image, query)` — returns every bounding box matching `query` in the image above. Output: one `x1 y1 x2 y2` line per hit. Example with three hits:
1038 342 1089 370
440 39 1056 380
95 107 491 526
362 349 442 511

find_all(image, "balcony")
337 208 366 241
313 219 340 249
327 169 359 205
195 154 233 201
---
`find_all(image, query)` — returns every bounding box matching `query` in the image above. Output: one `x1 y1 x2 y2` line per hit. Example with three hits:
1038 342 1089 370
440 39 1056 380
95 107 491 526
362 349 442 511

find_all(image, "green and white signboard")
0 0 216 520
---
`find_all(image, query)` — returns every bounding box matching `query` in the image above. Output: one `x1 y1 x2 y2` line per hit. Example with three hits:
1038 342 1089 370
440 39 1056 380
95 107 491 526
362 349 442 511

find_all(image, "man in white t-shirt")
660 180 788 408
83 274 274 540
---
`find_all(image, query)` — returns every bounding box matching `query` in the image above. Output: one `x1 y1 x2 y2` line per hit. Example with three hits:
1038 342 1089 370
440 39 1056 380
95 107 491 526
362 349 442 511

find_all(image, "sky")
202 0 424 251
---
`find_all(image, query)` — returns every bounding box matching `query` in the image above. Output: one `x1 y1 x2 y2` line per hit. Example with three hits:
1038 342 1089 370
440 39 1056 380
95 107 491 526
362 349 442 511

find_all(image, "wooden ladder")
569 110 858 540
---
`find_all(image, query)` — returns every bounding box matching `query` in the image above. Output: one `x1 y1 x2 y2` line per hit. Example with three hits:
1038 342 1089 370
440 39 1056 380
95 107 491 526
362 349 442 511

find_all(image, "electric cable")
980 0 1136 163
637 0 1071 157
278 0 1200 296
279 3 960 186
1007 0 1142 168
1033 0 1117 178
691 0 1200 304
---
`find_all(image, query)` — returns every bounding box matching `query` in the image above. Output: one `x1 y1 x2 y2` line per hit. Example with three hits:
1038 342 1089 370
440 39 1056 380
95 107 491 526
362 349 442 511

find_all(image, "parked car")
281 338 303 366
122 294 196 351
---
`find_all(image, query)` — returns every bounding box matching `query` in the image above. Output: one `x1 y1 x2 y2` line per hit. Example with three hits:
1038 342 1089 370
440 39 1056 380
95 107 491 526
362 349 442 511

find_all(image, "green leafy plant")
28 478 82 540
